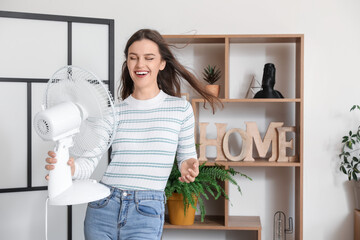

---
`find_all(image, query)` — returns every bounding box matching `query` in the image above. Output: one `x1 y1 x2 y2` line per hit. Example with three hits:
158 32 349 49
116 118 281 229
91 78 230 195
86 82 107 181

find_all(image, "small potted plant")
202 65 221 97
165 160 251 225
339 105 360 210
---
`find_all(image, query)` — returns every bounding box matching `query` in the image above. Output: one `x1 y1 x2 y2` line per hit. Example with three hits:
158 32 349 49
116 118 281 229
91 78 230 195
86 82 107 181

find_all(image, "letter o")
222 128 250 161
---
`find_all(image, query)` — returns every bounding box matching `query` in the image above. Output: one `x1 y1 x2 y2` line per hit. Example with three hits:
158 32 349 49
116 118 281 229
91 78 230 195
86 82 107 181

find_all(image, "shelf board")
227 216 261 230
164 215 261 231
164 215 224 229
192 98 301 103
163 35 226 44
200 159 301 167
228 34 303 44
163 34 303 44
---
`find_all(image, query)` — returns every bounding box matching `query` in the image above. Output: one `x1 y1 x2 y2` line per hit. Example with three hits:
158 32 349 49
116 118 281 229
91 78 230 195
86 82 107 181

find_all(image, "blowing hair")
119 29 222 113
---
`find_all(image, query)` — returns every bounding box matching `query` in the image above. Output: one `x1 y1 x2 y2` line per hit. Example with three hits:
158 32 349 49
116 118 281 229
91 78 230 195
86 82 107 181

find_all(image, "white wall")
1 0 360 239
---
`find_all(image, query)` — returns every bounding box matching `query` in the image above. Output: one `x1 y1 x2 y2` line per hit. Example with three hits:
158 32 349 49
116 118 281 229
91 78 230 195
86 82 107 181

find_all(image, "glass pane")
72 23 109 80
0 17 67 78
0 191 67 240
32 83 55 187
0 82 27 188
72 204 86 240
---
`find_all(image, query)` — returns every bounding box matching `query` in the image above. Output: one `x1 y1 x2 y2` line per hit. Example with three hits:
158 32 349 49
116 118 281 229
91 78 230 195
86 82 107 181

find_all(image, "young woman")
45 29 220 239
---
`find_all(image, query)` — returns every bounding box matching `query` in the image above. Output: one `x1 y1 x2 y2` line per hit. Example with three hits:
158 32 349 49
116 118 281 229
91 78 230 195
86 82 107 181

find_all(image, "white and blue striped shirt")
73 90 197 191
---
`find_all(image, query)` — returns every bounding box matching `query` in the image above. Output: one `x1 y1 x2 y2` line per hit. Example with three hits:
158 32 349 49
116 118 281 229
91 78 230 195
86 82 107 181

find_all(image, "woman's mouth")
135 71 149 77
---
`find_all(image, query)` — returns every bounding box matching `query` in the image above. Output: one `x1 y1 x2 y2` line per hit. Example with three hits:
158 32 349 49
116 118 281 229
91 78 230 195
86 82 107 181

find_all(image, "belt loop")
163 192 167 204
134 191 138 203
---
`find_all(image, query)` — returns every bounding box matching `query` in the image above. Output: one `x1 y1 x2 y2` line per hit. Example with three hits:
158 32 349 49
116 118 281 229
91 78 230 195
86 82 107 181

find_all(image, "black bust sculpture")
254 63 284 98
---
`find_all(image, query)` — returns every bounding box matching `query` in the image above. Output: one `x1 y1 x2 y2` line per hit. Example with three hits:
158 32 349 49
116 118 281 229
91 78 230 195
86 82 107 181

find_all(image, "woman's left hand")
179 158 199 183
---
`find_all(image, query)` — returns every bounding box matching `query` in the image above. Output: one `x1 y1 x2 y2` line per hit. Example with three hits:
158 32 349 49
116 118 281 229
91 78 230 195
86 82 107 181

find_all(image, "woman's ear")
160 60 166 71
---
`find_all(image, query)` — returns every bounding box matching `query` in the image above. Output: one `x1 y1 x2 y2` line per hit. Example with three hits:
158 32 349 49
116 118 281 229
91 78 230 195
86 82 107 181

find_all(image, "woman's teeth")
136 71 148 75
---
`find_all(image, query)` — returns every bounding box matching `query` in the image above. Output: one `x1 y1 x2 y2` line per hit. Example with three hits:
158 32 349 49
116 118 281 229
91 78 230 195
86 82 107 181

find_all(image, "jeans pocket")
136 199 164 218
87 187 113 209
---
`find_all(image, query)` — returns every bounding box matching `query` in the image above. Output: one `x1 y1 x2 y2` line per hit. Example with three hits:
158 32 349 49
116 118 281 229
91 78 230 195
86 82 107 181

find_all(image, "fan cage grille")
43 66 116 158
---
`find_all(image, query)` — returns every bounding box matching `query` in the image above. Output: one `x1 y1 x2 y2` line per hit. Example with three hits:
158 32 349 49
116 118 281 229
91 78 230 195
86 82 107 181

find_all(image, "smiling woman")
45 29 222 240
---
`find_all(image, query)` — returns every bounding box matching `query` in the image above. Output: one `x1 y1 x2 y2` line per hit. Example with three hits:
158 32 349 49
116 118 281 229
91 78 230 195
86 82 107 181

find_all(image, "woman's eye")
146 58 154 61
129 57 137 60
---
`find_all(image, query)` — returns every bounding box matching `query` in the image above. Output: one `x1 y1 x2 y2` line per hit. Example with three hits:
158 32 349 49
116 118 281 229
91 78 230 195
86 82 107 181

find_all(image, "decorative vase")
354 180 360 210
253 63 284 99
205 85 220 97
167 193 197 225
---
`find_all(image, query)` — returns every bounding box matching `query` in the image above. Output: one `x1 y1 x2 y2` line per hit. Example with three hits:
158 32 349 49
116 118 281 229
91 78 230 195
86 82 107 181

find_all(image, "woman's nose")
136 57 145 67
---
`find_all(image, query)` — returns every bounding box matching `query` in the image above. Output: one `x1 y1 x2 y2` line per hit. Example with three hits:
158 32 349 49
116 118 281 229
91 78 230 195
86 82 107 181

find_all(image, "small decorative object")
339 105 360 210
273 211 293 240
165 159 251 224
199 122 297 162
254 63 284 98
245 75 261 98
202 64 221 97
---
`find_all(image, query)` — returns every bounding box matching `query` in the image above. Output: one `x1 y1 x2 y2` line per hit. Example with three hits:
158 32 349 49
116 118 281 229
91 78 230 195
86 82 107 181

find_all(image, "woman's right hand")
45 151 75 180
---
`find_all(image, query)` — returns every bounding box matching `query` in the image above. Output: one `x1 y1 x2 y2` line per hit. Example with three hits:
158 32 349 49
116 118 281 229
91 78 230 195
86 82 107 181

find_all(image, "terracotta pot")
167 193 197 225
205 85 220 97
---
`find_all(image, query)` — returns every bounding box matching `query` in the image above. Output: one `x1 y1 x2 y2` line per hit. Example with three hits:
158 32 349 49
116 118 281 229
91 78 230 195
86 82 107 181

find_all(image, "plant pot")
205 85 220 97
167 193 197 225
354 180 360 210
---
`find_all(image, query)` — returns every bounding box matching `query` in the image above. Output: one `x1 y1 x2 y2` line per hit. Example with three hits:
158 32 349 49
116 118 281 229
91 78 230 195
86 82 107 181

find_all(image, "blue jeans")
84 185 166 240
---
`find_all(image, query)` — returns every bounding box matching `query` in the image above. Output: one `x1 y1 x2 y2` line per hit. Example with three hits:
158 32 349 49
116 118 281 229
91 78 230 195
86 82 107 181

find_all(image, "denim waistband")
101 182 166 203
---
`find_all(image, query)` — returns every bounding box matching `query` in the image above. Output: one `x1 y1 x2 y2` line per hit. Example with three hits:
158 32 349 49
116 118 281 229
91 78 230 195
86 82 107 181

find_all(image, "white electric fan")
34 66 116 206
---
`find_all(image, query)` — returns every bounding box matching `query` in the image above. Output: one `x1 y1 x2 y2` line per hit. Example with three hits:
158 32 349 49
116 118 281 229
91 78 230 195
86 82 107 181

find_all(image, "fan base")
48 180 110 206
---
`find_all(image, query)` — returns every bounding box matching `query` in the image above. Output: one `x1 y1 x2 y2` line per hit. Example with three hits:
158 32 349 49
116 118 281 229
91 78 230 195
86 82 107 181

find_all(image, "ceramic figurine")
254 63 284 98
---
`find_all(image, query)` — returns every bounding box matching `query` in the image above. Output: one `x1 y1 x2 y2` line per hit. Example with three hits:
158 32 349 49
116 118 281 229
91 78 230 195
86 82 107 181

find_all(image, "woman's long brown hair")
119 29 222 113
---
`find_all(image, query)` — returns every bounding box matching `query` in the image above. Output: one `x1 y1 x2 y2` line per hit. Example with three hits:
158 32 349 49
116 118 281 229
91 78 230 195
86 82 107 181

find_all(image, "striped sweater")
73 90 197 191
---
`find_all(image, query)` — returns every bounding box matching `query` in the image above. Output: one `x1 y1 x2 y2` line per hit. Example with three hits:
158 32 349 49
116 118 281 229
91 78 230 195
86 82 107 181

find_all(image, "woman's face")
127 39 166 93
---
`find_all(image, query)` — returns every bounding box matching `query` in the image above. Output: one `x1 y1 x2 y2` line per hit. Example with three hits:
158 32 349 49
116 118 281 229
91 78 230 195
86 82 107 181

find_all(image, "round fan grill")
42 66 116 158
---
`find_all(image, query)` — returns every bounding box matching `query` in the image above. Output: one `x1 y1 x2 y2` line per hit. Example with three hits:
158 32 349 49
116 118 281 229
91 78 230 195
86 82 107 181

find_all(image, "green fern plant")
165 160 251 222
202 65 221 84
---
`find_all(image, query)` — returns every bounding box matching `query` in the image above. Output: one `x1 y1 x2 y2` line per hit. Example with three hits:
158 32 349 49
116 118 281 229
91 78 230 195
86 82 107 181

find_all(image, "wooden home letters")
199 122 296 162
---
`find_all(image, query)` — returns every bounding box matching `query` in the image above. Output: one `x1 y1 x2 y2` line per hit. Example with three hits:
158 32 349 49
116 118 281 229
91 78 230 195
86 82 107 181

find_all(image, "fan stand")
48 136 110 206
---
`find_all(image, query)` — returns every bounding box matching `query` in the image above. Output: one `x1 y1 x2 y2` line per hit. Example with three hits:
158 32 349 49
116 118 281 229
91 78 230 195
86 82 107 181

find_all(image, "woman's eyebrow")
128 52 156 56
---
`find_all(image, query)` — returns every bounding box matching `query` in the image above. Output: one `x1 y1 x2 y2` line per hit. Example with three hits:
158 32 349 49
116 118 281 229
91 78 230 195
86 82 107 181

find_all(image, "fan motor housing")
34 102 82 141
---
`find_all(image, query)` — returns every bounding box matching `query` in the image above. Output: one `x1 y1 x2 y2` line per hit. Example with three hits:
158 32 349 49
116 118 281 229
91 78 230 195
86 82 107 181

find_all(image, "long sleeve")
176 101 197 169
72 108 118 180
73 156 100 180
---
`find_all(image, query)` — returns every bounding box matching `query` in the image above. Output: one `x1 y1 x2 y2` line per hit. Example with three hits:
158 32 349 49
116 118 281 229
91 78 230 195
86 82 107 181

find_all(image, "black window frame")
0 10 115 240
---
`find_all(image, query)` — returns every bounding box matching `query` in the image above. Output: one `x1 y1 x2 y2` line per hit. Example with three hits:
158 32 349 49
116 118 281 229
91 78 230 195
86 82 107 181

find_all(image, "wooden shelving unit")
163 34 304 240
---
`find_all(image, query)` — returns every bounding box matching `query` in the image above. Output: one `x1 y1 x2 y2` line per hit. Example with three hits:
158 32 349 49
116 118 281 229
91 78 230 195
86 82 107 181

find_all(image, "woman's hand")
45 151 75 180
179 158 199 183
